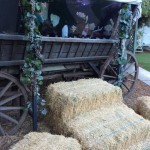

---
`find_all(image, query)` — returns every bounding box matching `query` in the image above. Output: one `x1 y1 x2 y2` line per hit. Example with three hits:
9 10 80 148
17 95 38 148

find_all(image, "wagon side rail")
0 34 119 67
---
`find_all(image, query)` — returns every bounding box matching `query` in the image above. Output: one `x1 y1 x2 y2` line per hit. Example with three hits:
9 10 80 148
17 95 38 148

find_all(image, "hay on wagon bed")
46 78 123 134
137 96 150 120
10 132 81 150
66 103 150 150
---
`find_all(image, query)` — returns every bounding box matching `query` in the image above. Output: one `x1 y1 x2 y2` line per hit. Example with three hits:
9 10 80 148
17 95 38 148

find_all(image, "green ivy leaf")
37 76 43 81
41 108 48 115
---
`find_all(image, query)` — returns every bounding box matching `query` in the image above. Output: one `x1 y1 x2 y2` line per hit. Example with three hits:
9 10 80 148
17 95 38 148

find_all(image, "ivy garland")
21 0 47 116
119 4 132 39
118 3 132 65
116 3 133 86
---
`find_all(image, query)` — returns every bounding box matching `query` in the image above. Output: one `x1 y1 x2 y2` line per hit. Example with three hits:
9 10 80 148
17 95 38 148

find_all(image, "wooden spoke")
103 75 117 79
127 79 135 82
108 64 118 76
0 107 24 111
123 71 136 78
0 112 18 125
125 55 132 65
0 124 5 136
1 91 20 97
122 83 130 92
123 62 135 73
0 93 22 106
0 81 13 98
108 80 117 84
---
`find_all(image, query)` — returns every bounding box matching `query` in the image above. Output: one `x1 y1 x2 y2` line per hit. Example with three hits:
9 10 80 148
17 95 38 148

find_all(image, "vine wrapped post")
117 3 132 86
21 0 45 131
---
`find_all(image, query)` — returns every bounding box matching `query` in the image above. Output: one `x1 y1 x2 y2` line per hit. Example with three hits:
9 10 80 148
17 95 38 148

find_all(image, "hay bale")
46 78 122 121
137 96 150 120
66 103 150 150
128 138 150 150
10 132 81 150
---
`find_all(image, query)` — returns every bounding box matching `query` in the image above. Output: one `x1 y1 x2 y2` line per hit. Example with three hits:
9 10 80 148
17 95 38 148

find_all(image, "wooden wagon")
0 0 141 135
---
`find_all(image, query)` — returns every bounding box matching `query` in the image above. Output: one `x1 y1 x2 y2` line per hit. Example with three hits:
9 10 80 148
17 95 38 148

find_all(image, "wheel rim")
100 51 139 97
0 72 28 136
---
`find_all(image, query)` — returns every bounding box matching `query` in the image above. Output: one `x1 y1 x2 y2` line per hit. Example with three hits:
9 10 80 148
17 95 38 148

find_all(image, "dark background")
0 0 19 33
0 0 122 34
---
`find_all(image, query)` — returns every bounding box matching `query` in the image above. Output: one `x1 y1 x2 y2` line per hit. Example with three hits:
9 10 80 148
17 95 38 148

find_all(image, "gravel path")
0 80 150 150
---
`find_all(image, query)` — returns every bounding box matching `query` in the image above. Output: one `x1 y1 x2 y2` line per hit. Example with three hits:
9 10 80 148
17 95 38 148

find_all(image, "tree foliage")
142 0 150 18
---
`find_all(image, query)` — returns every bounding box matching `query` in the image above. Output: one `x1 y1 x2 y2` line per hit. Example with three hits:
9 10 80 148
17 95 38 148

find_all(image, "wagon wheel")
0 72 28 136
100 51 139 97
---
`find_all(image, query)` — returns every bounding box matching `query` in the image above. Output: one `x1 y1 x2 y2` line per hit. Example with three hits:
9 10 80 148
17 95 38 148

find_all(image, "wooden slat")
66 43 73 58
1 40 12 61
101 44 112 56
0 40 2 60
95 44 105 56
47 42 53 58
58 43 65 58
10 41 16 60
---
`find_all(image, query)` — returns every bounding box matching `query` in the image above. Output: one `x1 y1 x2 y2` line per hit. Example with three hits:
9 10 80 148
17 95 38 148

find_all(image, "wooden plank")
69 43 79 53
0 55 108 66
101 44 112 56
67 53 76 58
13 41 26 54
61 43 71 53
83 43 92 52
44 53 50 59
77 43 86 52
50 42 60 53
59 53 68 58
95 44 105 56
44 56 108 64
1 40 12 61
0 60 24 66
0 34 119 43
11 41 16 60
12 54 24 60
0 40 2 60
43 42 53 53
49 53 59 58
75 43 86 57
66 43 73 58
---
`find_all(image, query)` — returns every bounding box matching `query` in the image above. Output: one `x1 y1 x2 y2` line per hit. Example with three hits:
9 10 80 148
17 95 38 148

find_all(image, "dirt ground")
0 79 150 150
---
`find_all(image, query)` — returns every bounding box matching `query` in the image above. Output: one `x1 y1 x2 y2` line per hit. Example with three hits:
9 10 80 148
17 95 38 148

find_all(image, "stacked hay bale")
67 104 150 150
137 96 150 120
128 138 150 150
46 79 150 150
10 132 81 150
46 79 122 134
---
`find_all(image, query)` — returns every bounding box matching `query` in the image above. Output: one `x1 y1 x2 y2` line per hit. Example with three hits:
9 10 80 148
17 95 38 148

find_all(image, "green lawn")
136 52 150 71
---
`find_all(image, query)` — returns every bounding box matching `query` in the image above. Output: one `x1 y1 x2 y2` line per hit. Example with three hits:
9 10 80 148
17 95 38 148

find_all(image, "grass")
136 52 150 71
